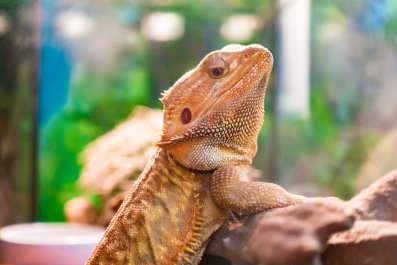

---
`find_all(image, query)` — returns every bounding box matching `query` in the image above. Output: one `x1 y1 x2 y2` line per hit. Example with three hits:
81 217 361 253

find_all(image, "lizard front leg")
210 165 306 214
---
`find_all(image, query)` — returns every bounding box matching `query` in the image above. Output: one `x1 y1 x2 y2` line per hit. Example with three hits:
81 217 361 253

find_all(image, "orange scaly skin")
87 44 304 265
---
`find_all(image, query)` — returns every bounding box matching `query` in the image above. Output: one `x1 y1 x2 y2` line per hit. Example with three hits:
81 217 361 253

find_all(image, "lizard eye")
210 67 226 79
181 108 192 124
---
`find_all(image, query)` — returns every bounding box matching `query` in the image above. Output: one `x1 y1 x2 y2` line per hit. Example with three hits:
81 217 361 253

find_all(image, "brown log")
205 199 355 265
202 170 397 265
323 220 397 265
349 170 397 222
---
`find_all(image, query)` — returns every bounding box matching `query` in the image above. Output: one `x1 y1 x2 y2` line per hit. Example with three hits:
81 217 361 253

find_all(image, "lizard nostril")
181 108 192 124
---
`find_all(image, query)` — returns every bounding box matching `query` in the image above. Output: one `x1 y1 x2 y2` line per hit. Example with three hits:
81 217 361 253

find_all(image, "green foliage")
39 114 101 221
39 61 151 221
309 130 381 198
0 0 22 12
385 2 397 50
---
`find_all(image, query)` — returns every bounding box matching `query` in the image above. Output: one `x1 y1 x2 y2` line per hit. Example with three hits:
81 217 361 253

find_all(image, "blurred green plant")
39 60 151 221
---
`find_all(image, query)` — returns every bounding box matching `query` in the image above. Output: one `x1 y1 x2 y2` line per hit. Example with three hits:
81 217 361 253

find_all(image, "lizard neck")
87 148 227 265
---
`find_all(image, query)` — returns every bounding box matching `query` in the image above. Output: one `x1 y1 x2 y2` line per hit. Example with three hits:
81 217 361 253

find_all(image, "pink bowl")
0 223 104 265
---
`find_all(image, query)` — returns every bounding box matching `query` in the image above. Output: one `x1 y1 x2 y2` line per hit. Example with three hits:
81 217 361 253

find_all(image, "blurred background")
1 0 397 225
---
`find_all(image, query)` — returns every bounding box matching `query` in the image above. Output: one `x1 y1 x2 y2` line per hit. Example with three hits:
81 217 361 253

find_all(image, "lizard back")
86 148 227 265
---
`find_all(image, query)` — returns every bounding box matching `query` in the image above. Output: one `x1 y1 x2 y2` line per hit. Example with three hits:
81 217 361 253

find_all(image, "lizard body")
87 44 303 265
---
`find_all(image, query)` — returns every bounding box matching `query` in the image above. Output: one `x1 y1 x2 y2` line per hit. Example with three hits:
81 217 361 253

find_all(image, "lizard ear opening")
181 108 192 124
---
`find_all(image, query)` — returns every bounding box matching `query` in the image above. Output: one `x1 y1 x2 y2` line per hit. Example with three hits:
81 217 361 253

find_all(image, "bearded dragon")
86 44 304 265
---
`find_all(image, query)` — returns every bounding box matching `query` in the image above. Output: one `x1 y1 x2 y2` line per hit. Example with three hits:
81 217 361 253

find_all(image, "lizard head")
155 44 273 171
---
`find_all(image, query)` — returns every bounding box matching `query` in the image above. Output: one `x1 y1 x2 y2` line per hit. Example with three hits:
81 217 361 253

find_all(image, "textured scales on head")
156 44 273 171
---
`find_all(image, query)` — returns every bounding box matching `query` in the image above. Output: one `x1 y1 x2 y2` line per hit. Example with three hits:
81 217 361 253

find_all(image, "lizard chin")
163 141 253 171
